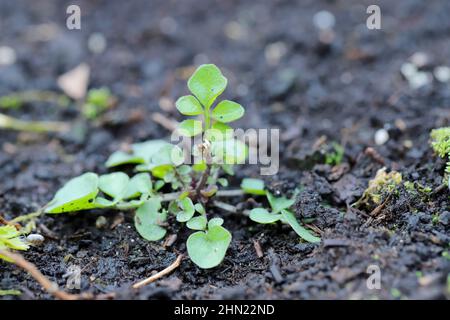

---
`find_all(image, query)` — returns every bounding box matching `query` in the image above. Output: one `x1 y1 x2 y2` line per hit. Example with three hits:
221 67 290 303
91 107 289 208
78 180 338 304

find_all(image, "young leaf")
241 178 266 195
281 210 320 243
123 173 152 199
98 172 129 201
249 208 282 224
194 203 205 214
186 215 207 230
178 119 203 137
187 225 232 269
204 122 233 142
208 217 224 228
105 151 145 168
267 192 295 213
211 139 248 164
132 140 171 162
211 100 244 123
134 199 167 241
187 64 227 108
176 197 195 222
176 95 203 115
45 173 99 214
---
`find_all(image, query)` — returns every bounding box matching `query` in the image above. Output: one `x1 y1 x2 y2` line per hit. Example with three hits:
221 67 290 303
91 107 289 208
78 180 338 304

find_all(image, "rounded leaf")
134 199 167 241
187 215 207 230
241 178 266 195
105 151 145 168
211 139 248 164
123 173 152 199
249 208 282 224
45 173 99 214
211 100 244 123
204 122 233 142
176 197 195 222
187 225 232 269
188 64 227 108
98 172 129 200
281 210 320 243
178 119 203 137
208 217 224 228
267 192 295 213
176 95 203 115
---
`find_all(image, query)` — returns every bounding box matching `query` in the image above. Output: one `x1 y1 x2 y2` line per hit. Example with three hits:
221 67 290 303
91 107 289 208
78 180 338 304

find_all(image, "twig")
132 254 183 289
0 249 78 300
212 200 250 216
0 113 70 133
431 183 447 195
151 112 178 132
253 240 263 258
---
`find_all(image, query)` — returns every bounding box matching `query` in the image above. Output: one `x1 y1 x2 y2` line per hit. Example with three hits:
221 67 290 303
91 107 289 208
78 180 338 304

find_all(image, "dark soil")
1 0 449 300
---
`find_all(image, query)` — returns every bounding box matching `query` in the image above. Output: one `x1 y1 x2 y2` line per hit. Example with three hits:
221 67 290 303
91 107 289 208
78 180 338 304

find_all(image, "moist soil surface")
1 0 449 299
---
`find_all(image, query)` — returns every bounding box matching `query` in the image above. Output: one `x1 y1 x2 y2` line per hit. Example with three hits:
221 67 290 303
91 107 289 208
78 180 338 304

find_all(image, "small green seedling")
43 64 320 269
430 127 450 187
0 225 29 262
324 142 344 166
82 87 114 120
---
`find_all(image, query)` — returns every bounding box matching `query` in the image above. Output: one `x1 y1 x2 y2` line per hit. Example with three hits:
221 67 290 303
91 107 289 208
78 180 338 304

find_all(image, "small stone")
26 234 45 245
88 33 107 54
159 16 177 35
265 42 287 66
409 71 432 89
96 216 108 229
313 10 335 30
410 52 429 68
400 62 417 79
439 211 450 226
434 66 450 83
374 128 389 145
224 21 247 41
0 46 16 66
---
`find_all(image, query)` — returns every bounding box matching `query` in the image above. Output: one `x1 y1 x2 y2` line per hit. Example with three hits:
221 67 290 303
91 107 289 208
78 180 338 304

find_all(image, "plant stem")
160 189 245 202
9 210 43 224
212 200 250 216
0 113 69 133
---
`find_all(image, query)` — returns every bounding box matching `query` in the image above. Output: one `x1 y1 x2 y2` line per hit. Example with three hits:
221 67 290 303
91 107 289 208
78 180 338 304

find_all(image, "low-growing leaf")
45 173 99 214
123 173 152 200
178 119 203 137
249 208 282 224
241 178 266 195
281 210 320 243
132 140 171 162
211 100 244 123
194 203 205 214
267 192 295 213
187 225 232 269
208 217 224 228
176 197 195 222
105 151 145 168
134 199 167 241
186 215 207 230
187 64 227 108
98 172 129 201
176 95 203 115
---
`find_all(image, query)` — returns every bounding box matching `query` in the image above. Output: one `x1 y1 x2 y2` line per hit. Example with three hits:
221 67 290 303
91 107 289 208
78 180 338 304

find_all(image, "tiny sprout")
43 64 320 270
430 127 450 176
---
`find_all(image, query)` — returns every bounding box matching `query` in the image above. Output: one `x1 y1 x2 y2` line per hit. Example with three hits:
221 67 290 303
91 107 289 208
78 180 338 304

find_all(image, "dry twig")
132 254 183 289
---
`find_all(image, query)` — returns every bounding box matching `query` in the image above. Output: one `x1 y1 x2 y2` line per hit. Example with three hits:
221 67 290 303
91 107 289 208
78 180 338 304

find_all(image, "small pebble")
224 21 247 41
434 66 450 83
313 10 335 30
26 234 45 245
374 128 389 145
95 215 108 229
409 71 432 89
410 52 429 68
265 42 287 66
400 62 417 78
0 46 16 66
159 16 178 35
88 32 107 54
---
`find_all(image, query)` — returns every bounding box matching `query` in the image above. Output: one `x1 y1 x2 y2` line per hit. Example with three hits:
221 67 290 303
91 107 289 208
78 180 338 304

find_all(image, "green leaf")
98 172 129 201
204 122 233 142
132 140 171 162
0 225 20 239
211 139 248 164
241 178 266 195
45 173 99 214
178 119 203 137
208 217 224 228
123 173 152 199
187 215 207 230
193 161 207 172
194 203 205 214
176 197 195 222
187 64 227 108
0 225 29 252
134 199 167 241
154 180 165 191
249 208 282 224
187 225 232 269
176 95 203 115
105 151 145 168
0 289 21 296
281 210 320 243
217 178 228 187
211 100 244 123
267 192 295 213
